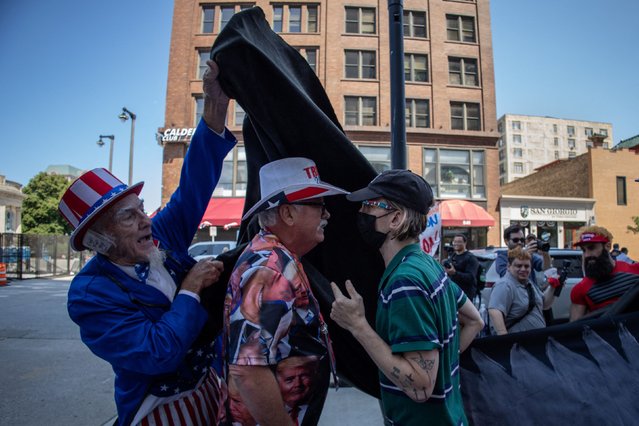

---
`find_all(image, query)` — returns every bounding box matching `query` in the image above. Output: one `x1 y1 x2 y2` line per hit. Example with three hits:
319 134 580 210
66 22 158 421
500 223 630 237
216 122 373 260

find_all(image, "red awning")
200 198 245 228
440 199 495 227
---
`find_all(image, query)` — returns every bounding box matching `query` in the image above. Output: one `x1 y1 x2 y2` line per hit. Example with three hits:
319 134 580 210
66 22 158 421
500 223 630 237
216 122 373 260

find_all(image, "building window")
404 53 428 82
567 125 575 136
289 5 301 32
220 6 235 31
617 177 627 205
512 121 521 131
202 6 215 33
194 96 204 126
424 148 486 199
513 148 522 157
273 5 283 32
499 163 506 175
554 151 559 159
272 5 318 33
554 137 559 146
568 152 576 158
498 149 505 161
296 47 318 73
450 102 480 130
406 99 430 128
513 134 522 144
214 146 247 197
345 50 376 79
357 146 390 173
599 128 608 137
403 10 426 38
345 96 377 126
568 138 576 149
498 122 503 133
448 57 478 86
345 7 376 34
585 127 593 137
553 124 558 133
446 14 476 43
307 5 318 32
197 49 210 79
234 102 245 126
514 162 523 173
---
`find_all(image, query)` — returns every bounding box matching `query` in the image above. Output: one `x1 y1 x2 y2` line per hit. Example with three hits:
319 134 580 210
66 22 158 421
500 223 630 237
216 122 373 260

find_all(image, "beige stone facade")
497 114 613 185
161 0 501 246
501 145 639 255
0 175 25 233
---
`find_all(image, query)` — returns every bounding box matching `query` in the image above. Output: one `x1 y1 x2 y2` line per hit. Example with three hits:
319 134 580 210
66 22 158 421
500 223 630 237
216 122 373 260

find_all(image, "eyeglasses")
361 200 395 211
510 238 525 244
289 201 327 214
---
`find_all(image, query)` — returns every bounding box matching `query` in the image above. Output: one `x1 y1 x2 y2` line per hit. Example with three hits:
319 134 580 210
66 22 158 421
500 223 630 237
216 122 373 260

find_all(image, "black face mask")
356 211 392 249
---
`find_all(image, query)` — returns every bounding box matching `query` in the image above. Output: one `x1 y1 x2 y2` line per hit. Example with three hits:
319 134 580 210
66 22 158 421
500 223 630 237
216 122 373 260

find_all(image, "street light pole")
96 135 115 172
119 107 137 185
388 0 407 169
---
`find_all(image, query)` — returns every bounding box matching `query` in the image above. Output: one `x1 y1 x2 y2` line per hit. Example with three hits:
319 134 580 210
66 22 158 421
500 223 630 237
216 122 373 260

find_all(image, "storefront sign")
519 205 579 219
161 128 196 142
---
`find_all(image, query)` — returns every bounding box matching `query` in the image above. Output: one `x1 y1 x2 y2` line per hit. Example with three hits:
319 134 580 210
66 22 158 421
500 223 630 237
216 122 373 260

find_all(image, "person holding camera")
443 234 480 300
488 247 559 335
495 225 551 287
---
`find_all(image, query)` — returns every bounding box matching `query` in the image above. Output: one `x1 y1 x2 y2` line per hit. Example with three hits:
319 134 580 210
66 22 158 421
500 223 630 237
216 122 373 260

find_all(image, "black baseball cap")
347 169 434 214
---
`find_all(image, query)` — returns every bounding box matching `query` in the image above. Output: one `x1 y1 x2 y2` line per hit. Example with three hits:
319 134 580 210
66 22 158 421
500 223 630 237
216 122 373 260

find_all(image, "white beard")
147 246 166 269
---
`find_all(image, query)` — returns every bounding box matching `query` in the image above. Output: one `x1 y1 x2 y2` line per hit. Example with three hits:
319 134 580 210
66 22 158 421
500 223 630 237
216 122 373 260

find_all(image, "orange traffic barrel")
0 263 7 286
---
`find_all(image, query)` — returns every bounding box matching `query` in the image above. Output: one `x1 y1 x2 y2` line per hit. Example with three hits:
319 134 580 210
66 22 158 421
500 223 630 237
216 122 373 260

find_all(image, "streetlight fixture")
96 135 115 172
119 107 137 185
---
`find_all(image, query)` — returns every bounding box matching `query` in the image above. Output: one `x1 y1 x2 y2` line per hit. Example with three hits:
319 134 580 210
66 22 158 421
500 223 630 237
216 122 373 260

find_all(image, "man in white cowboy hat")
59 61 234 425
223 157 348 425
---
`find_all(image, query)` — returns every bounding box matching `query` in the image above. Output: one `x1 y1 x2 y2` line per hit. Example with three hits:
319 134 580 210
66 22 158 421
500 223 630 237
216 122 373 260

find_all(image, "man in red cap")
570 225 639 321
59 61 234 425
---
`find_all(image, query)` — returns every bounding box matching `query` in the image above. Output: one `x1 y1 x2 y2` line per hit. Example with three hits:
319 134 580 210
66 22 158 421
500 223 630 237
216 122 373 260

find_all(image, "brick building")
501 143 639 255
160 0 501 246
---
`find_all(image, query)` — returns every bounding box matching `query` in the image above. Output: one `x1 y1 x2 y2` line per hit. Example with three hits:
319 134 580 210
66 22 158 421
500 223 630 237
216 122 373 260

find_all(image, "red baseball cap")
574 232 610 247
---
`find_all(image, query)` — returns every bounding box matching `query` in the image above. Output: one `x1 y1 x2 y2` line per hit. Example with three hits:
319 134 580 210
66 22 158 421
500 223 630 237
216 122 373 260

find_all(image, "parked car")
188 241 237 261
471 247 584 324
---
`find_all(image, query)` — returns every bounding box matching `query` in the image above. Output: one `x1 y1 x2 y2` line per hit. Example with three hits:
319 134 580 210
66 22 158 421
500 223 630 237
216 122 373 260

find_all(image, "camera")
536 239 551 252
443 260 452 269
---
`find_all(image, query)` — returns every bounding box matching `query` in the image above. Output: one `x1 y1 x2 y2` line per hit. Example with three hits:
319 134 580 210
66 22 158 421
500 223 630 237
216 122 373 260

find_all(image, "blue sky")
1 0 638 211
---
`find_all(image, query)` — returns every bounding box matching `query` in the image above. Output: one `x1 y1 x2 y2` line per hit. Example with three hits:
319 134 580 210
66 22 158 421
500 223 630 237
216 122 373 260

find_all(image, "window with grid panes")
404 54 428 82
295 47 318 72
307 5 318 32
345 96 376 126
194 96 204 126
220 6 235 31
450 102 480 130
202 6 215 33
424 148 486 199
345 7 375 34
273 5 283 32
403 10 426 38
234 103 245 126
567 125 575 136
345 50 376 79
446 15 476 42
513 134 521 144
513 148 522 157
405 99 429 128
514 162 523 173
289 6 301 32
197 50 210 79
357 146 391 173
448 57 478 86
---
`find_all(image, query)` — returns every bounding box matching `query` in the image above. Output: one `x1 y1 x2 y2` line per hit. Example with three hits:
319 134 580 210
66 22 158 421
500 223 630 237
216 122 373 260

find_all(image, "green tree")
628 216 639 234
22 172 72 235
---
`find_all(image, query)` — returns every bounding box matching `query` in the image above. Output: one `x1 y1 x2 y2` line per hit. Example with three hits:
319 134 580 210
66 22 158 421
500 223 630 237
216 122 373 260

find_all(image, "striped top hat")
58 168 144 251
242 157 349 220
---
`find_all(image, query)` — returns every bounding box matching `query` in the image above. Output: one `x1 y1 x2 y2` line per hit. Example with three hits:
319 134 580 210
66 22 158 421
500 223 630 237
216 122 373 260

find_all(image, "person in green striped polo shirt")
330 169 484 426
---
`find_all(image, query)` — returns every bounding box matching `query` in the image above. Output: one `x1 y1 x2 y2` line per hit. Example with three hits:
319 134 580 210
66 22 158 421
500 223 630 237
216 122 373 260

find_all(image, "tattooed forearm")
391 366 401 380
411 352 435 371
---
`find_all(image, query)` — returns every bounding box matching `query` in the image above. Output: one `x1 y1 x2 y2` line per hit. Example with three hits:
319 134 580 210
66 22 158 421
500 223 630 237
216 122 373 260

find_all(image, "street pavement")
0 277 383 425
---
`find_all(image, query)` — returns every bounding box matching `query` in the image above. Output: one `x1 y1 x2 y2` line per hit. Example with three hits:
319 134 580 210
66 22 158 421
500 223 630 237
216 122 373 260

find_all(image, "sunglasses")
510 238 525 244
290 201 327 214
361 200 395 211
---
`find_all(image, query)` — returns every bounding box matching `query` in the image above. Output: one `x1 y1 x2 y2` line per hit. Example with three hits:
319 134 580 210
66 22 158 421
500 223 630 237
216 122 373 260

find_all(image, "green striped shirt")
376 244 468 426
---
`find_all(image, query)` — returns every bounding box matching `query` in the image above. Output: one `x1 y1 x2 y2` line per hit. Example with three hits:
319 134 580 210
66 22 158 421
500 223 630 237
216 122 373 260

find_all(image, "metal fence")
0 233 90 280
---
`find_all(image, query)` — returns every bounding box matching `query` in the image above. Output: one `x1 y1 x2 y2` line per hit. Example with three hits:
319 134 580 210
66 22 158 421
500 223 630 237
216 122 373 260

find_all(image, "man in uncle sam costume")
59 61 234 425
